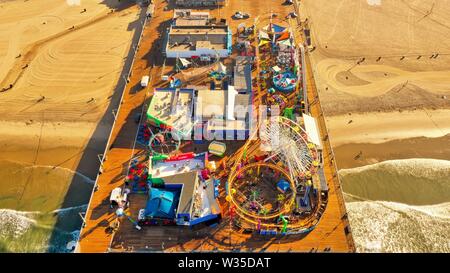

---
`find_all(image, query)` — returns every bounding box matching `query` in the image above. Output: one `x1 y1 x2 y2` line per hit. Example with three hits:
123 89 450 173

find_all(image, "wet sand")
301 0 450 252
301 0 450 170
334 134 450 169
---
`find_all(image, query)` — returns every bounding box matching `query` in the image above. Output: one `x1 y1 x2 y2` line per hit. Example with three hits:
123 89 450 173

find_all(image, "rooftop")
166 25 230 52
146 88 194 136
173 9 210 26
195 89 251 121
175 0 226 7
150 155 205 179
233 56 253 93
156 171 199 215
207 119 247 132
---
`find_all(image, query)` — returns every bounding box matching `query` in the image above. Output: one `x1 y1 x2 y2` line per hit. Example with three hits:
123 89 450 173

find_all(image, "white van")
140 75 149 88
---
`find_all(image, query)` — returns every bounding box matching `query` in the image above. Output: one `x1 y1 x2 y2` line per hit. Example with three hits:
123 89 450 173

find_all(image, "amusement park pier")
76 0 355 253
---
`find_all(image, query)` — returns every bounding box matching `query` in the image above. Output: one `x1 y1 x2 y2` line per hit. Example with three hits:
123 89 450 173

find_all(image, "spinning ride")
148 128 181 156
273 71 298 93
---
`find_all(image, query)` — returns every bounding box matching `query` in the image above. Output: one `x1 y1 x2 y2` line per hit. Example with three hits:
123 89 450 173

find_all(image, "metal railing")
75 6 150 253
293 0 356 252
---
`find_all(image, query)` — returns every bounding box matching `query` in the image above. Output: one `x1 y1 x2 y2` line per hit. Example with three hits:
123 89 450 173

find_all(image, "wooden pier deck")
78 0 355 253
76 0 173 252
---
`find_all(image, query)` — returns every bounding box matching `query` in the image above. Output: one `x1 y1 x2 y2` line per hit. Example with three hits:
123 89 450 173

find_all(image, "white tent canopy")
179 58 191 67
278 39 292 47
259 30 270 40
216 62 227 74
302 114 322 149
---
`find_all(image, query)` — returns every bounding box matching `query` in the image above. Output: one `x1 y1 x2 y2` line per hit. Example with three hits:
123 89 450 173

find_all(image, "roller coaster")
227 116 326 233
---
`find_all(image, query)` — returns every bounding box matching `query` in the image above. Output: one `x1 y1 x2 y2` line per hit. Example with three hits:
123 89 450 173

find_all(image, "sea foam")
347 201 450 253
341 158 450 253
0 209 37 239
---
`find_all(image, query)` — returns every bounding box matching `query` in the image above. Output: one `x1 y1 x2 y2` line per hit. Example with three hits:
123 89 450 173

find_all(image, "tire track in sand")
0 10 117 90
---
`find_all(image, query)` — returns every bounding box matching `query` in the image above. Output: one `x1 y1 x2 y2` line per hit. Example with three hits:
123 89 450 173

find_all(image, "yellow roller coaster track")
227 117 324 231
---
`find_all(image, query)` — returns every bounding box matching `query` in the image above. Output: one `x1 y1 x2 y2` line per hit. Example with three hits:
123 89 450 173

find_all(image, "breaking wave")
340 159 450 205
0 209 38 239
0 159 94 252
23 165 95 185
0 205 87 252
346 201 450 253
340 158 450 253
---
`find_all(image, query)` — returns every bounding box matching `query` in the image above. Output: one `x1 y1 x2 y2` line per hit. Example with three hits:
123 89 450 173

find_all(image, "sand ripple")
316 58 450 97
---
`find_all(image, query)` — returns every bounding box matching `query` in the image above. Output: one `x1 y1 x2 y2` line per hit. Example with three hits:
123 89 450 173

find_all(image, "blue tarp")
145 188 179 219
300 186 311 207
170 79 182 88
227 29 233 54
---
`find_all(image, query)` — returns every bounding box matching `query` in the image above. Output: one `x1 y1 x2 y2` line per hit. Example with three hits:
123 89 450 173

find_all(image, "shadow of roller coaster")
227 116 326 233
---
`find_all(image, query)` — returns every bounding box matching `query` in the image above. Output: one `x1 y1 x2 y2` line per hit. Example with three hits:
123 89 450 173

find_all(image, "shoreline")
333 134 450 169
325 108 450 147
0 0 141 252
300 0 450 253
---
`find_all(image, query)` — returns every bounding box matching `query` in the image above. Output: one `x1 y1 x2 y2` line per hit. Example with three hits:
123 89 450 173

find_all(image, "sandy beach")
301 0 450 252
0 0 140 252
300 0 450 165
301 0 450 176
326 109 450 147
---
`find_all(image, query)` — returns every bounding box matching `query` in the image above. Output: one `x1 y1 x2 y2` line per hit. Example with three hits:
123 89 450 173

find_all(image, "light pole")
112 109 118 120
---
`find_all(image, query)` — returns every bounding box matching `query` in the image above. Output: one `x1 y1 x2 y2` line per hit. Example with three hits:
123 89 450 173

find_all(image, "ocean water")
2 156 449 252
0 160 93 252
0 207 85 252
340 159 450 253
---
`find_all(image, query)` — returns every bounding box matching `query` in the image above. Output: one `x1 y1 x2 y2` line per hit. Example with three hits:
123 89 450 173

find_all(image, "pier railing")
293 0 356 252
75 5 150 253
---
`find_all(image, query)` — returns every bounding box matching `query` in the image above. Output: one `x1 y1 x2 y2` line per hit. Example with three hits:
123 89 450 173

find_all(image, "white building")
164 25 231 59
194 87 252 140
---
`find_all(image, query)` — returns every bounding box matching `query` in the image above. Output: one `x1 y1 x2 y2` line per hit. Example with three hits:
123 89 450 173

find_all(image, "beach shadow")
105 96 151 150
100 0 136 11
47 2 147 252
140 16 173 69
